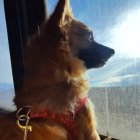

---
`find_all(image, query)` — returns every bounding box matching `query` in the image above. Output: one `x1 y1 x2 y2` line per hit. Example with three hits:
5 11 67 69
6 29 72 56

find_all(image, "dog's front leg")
75 99 100 140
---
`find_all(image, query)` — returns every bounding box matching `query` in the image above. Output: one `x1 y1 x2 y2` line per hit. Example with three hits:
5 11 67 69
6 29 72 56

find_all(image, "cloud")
87 56 134 87
98 74 138 86
105 7 140 58
89 73 140 87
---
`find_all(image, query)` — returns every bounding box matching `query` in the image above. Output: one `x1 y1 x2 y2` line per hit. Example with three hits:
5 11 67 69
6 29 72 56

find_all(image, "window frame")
4 0 46 92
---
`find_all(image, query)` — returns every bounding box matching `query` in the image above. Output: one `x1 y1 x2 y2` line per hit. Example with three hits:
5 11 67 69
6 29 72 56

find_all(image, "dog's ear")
48 0 73 27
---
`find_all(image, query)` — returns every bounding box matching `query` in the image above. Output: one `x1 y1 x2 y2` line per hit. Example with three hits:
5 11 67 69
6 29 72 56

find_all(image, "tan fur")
0 0 100 139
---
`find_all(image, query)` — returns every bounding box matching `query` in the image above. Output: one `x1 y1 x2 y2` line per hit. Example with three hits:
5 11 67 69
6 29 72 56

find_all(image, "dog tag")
17 115 32 132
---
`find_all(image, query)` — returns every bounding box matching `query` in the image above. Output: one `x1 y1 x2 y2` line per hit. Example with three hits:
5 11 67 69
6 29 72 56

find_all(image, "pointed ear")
65 0 73 18
49 0 73 27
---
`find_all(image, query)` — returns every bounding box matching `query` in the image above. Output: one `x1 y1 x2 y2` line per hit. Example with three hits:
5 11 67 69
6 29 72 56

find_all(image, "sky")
0 0 13 84
1 0 140 86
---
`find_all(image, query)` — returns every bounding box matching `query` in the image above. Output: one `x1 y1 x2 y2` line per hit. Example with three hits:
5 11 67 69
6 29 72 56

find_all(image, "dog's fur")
0 0 114 140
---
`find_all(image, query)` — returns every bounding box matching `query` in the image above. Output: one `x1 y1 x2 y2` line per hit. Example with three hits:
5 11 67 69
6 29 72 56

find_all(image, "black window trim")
4 0 46 92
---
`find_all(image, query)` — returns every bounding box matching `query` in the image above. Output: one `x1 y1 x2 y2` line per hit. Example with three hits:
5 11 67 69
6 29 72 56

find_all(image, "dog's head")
40 0 115 69
68 20 115 69
24 0 115 84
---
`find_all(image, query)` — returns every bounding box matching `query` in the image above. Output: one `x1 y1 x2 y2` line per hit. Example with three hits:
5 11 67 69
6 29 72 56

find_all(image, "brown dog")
0 0 114 140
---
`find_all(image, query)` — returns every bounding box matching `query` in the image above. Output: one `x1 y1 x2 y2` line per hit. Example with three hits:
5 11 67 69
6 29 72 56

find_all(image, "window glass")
47 1 140 139
0 1 15 111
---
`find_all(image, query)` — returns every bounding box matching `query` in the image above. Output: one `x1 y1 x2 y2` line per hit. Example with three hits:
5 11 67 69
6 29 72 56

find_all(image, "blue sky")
0 0 13 84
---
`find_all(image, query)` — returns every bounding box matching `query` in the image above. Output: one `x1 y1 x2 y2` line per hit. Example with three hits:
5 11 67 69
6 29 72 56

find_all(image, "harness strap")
17 96 87 140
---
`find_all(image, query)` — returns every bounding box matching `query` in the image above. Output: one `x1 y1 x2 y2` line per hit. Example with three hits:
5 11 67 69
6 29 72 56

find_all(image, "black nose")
110 48 115 56
93 42 115 57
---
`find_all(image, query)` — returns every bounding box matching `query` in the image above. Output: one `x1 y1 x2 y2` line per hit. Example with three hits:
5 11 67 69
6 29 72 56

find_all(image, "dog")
0 0 114 140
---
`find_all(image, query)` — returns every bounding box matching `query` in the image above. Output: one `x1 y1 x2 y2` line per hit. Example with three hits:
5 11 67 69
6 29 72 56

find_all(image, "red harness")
17 96 87 140
30 96 87 139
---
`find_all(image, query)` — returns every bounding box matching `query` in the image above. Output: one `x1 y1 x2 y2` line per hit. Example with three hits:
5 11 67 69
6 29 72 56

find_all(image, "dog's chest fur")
0 115 68 140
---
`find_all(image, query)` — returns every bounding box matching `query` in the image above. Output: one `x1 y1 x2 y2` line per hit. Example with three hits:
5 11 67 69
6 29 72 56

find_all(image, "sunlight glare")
108 7 140 58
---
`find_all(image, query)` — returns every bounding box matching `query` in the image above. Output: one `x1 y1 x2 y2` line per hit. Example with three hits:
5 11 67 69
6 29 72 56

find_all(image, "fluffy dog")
0 0 114 140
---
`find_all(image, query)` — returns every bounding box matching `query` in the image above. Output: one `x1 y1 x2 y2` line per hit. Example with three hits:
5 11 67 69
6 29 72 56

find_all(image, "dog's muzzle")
77 41 115 69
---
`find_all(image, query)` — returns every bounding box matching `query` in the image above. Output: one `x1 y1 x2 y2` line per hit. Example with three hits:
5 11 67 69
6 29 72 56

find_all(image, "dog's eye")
88 31 94 42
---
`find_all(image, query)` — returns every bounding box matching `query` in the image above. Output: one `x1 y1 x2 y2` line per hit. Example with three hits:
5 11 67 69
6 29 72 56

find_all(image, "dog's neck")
15 75 89 113
15 40 89 113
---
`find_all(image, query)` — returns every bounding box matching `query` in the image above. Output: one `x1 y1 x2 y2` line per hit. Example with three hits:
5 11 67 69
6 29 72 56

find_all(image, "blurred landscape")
89 85 140 140
0 83 140 140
